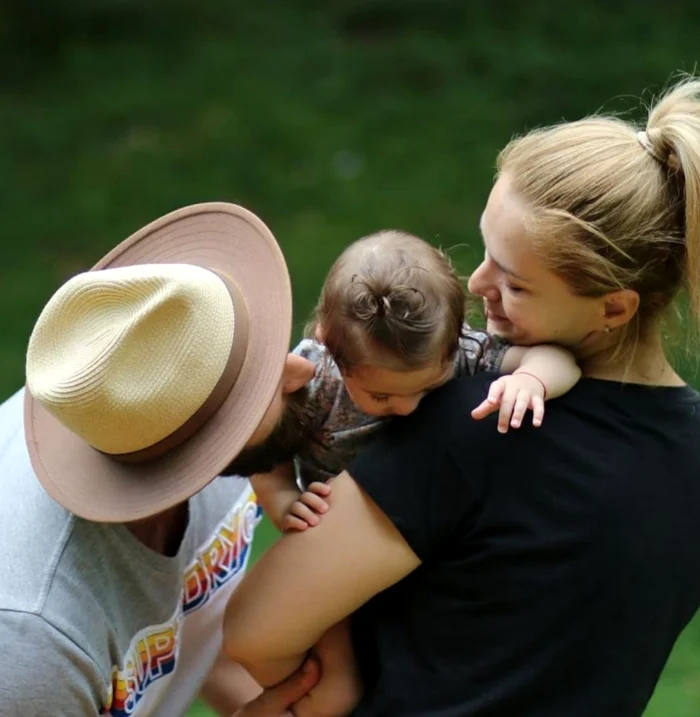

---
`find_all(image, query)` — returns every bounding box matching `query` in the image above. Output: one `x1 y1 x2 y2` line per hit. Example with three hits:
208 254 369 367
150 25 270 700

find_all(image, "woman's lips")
486 307 508 322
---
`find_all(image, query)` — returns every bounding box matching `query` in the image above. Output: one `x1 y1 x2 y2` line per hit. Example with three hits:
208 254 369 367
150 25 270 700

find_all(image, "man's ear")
602 289 640 330
282 353 315 393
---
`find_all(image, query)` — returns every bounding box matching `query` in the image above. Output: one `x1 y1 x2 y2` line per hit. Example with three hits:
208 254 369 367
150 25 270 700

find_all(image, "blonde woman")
224 77 700 717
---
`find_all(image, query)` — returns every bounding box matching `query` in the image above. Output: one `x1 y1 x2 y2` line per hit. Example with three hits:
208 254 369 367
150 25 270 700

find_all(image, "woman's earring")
604 326 612 333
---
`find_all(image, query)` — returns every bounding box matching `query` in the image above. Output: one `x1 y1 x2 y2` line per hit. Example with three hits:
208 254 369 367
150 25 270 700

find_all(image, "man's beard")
220 385 315 477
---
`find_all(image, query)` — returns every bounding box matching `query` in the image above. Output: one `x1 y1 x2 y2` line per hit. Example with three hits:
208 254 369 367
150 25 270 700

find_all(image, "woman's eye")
371 395 390 403
507 284 524 294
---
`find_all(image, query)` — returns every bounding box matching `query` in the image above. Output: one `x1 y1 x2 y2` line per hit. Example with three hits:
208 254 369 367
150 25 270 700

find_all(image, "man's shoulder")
0 607 106 710
0 387 26 455
0 388 77 613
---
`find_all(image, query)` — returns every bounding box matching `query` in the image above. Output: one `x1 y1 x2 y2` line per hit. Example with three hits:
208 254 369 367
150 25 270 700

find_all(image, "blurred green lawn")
1 2 699 714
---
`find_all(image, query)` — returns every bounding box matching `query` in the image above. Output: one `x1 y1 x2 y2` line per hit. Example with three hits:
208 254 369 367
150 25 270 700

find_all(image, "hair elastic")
636 130 666 165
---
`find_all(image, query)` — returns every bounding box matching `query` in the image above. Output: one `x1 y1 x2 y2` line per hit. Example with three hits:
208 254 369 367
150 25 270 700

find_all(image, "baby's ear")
314 323 325 343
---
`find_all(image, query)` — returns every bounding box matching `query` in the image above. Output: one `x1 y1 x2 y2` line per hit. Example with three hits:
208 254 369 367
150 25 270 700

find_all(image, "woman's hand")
231 659 320 717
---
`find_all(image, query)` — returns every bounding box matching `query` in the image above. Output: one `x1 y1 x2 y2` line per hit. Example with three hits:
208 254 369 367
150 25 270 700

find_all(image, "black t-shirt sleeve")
348 374 494 561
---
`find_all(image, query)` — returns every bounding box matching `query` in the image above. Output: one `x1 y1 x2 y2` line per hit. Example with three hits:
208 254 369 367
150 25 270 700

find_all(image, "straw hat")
24 203 291 522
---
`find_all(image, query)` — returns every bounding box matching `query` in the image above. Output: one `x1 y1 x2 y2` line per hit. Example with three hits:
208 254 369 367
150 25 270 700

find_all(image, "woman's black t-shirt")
348 373 700 717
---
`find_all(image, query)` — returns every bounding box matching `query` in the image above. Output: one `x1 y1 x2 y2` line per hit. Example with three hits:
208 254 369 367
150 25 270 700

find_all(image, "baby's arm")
501 344 581 400
472 344 581 433
250 463 303 532
252 466 332 533
501 344 582 399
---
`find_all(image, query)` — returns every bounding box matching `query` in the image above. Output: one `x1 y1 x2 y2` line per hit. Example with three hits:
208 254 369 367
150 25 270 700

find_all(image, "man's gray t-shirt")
0 389 260 717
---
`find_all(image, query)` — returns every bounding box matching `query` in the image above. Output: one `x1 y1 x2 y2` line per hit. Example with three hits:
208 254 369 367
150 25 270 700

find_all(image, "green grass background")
1 1 699 714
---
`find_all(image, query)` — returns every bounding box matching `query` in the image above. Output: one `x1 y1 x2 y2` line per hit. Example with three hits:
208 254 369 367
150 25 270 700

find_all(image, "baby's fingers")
307 481 332 497
282 515 310 532
496 384 521 433
289 501 321 527
509 390 533 429
471 397 499 420
530 395 545 427
300 490 330 515
471 379 506 420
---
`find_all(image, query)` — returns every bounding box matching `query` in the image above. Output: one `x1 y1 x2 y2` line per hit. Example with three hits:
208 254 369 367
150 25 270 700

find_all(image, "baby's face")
343 360 454 417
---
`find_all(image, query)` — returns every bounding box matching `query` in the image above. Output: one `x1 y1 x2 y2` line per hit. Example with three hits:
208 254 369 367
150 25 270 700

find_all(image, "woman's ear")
602 289 640 330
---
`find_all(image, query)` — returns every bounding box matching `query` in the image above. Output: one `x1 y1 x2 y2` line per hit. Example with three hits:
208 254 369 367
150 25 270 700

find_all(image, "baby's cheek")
345 388 384 417
365 407 392 417
354 399 387 417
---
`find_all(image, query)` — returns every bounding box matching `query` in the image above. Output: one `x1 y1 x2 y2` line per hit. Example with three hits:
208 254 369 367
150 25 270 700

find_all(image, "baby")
252 229 580 532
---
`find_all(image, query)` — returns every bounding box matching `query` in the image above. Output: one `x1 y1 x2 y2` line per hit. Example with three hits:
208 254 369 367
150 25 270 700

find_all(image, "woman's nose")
467 261 488 296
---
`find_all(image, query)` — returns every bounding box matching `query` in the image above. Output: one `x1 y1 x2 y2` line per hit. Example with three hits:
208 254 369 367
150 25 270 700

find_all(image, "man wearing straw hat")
0 203 321 716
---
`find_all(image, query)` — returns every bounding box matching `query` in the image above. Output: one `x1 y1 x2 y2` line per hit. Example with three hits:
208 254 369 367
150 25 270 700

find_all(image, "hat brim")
24 203 292 522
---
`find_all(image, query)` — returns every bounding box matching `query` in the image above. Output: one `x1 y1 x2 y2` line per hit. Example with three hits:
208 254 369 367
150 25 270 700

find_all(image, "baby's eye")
370 394 390 404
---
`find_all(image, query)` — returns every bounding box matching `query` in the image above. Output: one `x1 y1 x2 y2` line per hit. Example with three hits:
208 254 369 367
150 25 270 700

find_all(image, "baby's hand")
282 482 332 532
471 371 546 434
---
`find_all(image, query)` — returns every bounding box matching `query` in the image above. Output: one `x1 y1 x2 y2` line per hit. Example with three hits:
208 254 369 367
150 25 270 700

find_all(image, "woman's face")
468 175 608 352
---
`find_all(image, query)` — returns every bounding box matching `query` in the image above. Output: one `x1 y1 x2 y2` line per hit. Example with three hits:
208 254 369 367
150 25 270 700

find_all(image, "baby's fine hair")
308 230 465 373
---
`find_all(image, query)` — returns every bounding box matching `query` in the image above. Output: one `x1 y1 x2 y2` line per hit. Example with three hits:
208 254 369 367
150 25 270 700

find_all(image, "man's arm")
223 471 421 687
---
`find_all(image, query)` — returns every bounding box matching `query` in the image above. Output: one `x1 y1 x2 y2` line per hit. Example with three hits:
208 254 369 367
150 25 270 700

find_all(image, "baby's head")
309 230 465 417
